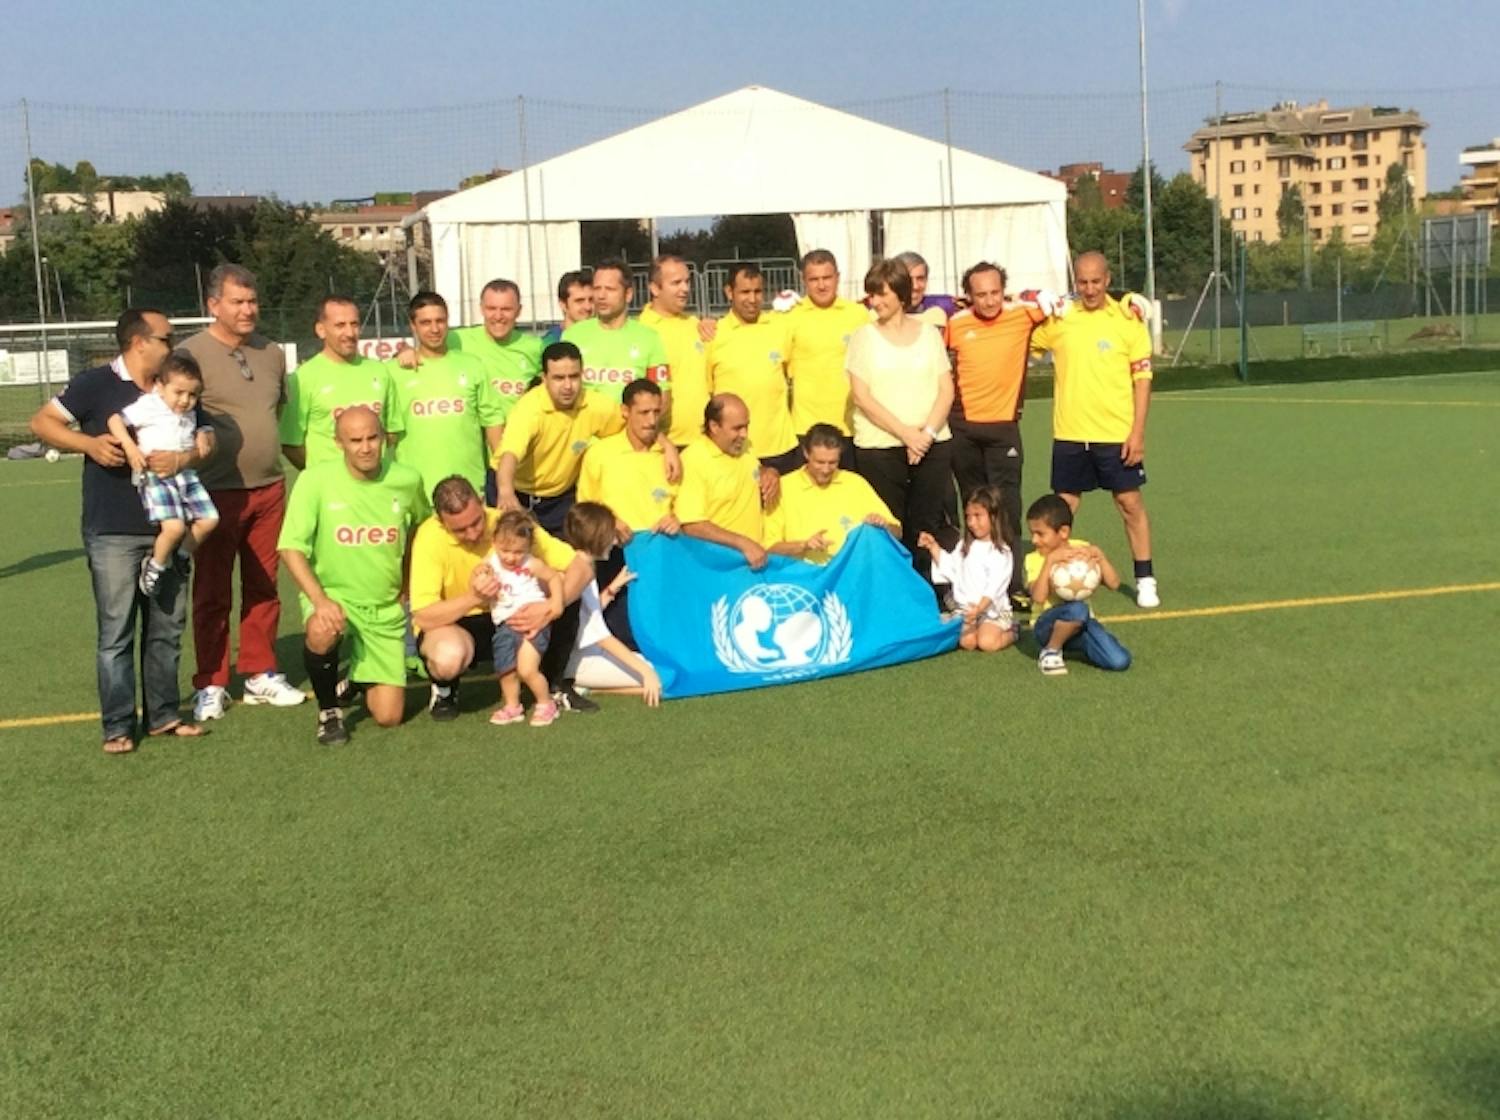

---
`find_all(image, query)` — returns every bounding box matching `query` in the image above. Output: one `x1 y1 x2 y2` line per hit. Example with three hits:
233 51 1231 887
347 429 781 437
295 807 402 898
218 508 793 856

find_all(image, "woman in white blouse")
846 257 955 591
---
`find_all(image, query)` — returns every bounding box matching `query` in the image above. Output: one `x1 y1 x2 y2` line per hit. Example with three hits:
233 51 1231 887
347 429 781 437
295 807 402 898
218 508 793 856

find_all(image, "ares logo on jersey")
410 398 466 417
331 401 383 422
336 524 401 546
491 378 529 398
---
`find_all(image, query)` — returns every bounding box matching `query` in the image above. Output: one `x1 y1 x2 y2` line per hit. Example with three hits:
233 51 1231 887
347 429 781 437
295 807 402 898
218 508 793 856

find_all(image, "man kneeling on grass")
278 407 427 745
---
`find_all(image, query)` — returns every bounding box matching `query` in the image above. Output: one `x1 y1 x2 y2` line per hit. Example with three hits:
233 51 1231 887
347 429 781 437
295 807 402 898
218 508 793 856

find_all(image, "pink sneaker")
529 701 559 727
489 704 524 726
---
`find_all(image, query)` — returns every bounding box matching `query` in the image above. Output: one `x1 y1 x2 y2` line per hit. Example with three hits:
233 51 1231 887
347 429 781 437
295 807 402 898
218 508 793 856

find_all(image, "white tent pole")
936 162 950 302
538 166 552 331
943 88 960 295
517 95 539 332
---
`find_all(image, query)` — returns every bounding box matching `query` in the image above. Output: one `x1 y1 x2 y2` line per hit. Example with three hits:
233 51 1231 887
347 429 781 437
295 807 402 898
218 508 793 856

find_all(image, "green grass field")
3 371 1499 1118
1163 309 1500 365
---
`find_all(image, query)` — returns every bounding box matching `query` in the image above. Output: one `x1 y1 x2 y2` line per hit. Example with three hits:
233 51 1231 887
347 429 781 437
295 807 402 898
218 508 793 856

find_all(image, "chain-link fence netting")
2 83 1497 449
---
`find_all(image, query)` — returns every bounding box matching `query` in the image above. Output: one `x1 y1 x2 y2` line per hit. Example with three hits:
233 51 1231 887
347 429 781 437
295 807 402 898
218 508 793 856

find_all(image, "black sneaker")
138 556 164 598
173 552 192 577
316 708 349 745
428 683 460 722
553 685 599 714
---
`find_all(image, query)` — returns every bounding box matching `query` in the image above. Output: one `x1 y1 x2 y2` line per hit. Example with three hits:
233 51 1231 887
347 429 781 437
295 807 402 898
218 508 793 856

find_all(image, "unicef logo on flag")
711 584 853 678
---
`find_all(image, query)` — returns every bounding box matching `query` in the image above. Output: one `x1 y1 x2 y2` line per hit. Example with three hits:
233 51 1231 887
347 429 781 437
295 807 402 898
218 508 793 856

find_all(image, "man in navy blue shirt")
29 309 209 754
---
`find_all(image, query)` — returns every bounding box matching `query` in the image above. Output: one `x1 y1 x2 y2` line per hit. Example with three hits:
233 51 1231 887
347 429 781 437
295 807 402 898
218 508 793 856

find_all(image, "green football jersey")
449 325 544 416
278 352 396 468
277 459 426 607
389 350 506 499
561 318 670 403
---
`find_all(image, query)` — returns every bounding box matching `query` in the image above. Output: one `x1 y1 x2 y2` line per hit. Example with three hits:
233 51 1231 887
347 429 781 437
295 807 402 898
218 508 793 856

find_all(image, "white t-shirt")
846 323 953 450
930 539 1013 624
120 391 203 455
486 553 548 624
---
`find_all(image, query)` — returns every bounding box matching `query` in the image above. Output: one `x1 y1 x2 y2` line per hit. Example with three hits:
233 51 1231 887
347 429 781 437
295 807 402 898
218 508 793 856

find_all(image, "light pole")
1137 0 1157 307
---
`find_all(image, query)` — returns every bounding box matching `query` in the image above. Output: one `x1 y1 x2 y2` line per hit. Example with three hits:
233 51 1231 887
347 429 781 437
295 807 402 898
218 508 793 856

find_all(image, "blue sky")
3 0 1496 202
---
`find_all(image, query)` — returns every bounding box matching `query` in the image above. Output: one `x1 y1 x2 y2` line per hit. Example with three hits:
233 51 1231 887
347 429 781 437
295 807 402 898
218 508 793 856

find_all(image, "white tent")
419 86 1069 324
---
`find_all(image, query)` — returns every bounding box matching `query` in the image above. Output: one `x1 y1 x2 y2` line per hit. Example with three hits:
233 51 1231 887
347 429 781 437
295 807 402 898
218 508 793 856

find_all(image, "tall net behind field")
2 82 1498 447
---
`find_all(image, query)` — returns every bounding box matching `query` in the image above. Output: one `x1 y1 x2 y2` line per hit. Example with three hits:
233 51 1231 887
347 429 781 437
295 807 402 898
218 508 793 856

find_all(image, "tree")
1125 161 1167 215
580 219 651 265
1377 163 1414 228
1152 173 1224 296
1070 172 1104 211
1277 185 1304 240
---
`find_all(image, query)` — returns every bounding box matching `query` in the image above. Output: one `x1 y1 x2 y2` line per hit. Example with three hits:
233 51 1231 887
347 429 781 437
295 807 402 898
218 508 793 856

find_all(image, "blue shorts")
138 469 219 524
491 619 551 673
1050 441 1147 495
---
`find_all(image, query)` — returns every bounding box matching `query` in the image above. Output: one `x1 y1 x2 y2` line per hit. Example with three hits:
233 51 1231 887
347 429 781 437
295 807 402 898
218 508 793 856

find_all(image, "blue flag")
624 526 961 700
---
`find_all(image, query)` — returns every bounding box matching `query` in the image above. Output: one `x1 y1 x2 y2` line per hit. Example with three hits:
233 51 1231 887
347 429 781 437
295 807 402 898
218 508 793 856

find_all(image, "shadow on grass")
1426 1025 1500 1118
1096 1076 1327 1120
0 547 84 580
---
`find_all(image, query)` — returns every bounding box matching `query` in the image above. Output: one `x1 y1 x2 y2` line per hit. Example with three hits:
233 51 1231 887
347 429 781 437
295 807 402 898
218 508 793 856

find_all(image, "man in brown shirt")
179 263 306 719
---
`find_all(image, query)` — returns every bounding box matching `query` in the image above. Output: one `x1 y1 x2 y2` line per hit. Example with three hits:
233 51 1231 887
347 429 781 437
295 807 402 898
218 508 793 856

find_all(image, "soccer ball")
1052 556 1101 602
44 448 60 463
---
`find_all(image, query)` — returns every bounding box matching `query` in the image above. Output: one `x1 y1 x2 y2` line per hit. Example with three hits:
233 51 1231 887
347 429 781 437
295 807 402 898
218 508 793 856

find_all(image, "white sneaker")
1136 576 1160 609
242 672 308 707
1038 649 1068 676
193 686 230 721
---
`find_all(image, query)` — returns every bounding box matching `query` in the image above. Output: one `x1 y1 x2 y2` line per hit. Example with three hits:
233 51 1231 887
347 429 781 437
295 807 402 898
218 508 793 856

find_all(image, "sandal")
149 721 206 738
102 736 136 755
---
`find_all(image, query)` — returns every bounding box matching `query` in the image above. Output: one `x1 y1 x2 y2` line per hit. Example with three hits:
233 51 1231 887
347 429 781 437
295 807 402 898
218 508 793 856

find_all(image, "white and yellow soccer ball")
1051 556 1102 602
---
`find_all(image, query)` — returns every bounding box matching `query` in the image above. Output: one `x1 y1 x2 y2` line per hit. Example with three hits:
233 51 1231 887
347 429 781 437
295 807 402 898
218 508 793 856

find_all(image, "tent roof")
423 86 1065 225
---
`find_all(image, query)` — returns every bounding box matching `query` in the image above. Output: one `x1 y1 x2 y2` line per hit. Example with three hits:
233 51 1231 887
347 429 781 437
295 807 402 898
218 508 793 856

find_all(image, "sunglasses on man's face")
229 348 253 380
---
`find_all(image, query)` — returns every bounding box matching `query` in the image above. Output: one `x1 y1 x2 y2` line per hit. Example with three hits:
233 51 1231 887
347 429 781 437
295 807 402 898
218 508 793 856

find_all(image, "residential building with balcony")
1184 100 1427 245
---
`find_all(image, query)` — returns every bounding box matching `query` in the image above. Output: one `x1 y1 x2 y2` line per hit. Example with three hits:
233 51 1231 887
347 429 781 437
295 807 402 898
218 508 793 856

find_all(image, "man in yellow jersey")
563 259 669 404
764 424 899 564
639 254 709 448
576 377 680 648
279 295 396 471
577 378 680 542
493 341 623 533
543 270 593 346
1030 250 1158 608
678 393 780 570
782 250 869 469
410 474 596 719
705 262 800 475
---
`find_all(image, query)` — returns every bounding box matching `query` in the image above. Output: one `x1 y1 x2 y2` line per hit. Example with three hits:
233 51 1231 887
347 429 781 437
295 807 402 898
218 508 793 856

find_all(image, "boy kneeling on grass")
1025 493 1132 677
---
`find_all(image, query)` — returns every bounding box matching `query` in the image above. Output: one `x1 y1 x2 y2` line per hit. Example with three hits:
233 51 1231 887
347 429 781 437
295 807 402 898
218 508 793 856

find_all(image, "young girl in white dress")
917 484 1018 654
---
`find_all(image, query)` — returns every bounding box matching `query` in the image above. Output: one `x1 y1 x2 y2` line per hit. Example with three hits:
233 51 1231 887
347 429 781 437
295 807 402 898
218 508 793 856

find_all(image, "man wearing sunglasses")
179 263 306 720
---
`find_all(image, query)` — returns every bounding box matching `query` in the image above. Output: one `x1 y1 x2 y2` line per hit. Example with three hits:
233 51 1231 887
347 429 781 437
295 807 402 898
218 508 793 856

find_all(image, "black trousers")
949 417 1024 594
855 440 954 592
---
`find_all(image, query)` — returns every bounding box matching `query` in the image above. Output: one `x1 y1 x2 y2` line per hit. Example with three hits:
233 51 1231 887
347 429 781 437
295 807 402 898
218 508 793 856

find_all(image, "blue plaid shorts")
138 469 219 524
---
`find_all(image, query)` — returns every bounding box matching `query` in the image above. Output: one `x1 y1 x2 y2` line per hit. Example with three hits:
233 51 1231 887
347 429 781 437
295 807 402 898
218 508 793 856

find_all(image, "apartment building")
1184 100 1427 245
1458 140 1500 214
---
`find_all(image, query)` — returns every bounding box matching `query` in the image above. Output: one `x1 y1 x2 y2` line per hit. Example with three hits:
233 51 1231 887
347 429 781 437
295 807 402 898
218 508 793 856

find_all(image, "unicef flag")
624 526 960 700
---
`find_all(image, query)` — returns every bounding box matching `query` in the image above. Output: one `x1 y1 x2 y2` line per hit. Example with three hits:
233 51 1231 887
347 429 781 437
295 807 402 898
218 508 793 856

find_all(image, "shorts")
416 613 497 663
139 469 219 524
1050 440 1147 495
299 596 407 686
491 619 551 673
759 445 804 476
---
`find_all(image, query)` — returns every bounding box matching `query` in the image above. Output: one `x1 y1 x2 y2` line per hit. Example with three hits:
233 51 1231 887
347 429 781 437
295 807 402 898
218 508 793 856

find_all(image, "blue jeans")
1034 600 1132 671
84 531 189 740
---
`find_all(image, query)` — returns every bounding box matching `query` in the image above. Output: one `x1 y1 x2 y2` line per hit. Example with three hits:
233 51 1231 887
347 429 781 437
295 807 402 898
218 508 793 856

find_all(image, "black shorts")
759 445 804 476
1050 440 1147 494
417 614 496 665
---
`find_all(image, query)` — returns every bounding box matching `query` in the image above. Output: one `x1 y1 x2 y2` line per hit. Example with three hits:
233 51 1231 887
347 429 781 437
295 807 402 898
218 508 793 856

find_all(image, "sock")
303 643 341 710
431 678 456 696
1133 559 1155 579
